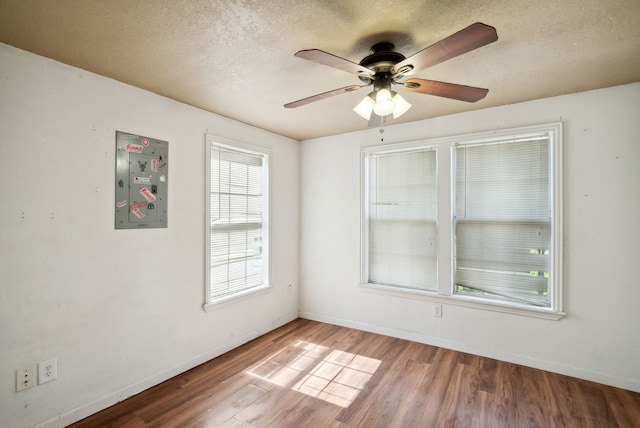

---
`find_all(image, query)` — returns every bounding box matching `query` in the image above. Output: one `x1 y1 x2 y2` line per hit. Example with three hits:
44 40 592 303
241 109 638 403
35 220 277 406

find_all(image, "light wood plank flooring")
69 319 640 427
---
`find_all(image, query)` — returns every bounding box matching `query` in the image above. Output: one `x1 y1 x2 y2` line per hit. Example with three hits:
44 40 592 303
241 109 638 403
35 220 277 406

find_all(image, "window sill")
203 283 273 312
359 283 566 320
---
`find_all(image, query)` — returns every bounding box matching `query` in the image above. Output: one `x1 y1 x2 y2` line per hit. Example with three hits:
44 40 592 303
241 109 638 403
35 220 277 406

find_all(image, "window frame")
204 135 272 310
360 123 564 320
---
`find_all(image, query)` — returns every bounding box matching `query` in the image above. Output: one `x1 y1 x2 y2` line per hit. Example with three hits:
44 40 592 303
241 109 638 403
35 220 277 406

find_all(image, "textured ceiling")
1 0 639 141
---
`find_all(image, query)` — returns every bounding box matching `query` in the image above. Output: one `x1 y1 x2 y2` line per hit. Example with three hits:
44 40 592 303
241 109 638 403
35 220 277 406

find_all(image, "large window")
362 123 563 318
205 136 270 307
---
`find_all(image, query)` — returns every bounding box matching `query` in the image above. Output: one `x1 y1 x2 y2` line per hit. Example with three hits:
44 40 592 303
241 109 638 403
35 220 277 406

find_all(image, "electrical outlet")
433 303 442 318
16 365 36 391
38 358 57 384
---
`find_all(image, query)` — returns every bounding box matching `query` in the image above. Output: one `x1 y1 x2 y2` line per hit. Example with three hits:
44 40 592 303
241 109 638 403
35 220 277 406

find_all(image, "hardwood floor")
68 319 640 428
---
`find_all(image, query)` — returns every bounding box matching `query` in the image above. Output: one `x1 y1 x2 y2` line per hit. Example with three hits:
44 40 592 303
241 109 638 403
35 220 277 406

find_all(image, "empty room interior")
1 1 639 427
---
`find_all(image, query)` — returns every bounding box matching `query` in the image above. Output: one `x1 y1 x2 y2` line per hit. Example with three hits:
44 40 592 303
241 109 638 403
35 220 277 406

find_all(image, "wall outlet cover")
38 358 57 384
433 303 443 318
16 365 36 391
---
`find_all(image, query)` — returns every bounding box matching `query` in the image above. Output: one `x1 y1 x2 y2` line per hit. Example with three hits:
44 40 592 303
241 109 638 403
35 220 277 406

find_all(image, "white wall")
300 82 640 392
0 44 299 428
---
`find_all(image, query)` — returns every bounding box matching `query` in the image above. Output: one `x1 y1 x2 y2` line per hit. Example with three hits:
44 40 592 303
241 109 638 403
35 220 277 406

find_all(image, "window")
205 136 270 307
361 123 563 319
454 137 551 306
367 147 438 291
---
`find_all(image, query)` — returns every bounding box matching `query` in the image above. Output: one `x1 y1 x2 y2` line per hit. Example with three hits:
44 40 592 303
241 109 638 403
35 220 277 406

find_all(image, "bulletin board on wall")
115 131 168 229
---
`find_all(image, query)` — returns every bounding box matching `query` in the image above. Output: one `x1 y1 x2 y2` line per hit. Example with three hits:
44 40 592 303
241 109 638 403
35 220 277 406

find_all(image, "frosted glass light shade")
392 93 411 118
353 95 375 120
373 89 395 116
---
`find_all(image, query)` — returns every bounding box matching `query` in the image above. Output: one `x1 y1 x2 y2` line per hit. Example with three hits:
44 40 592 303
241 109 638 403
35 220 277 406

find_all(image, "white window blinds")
454 136 551 306
368 148 438 291
209 146 265 300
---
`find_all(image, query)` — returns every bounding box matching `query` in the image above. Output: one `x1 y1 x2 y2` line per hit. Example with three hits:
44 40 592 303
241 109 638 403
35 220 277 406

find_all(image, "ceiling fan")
284 22 498 123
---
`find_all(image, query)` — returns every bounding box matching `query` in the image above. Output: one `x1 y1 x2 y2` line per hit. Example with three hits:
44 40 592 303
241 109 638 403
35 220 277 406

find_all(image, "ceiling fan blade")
284 85 366 109
392 22 497 76
402 78 489 102
295 49 375 78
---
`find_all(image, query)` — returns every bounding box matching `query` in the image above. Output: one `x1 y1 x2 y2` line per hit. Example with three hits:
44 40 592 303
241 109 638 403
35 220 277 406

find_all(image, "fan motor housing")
359 42 405 82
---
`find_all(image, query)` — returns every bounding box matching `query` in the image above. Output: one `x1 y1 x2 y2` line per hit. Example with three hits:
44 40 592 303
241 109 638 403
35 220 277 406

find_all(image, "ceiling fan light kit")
285 22 498 123
354 90 412 120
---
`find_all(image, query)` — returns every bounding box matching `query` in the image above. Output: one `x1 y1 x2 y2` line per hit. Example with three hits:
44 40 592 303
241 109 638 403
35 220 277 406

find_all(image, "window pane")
455 220 550 306
210 145 265 300
368 148 437 291
454 136 552 306
456 138 549 220
369 219 437 290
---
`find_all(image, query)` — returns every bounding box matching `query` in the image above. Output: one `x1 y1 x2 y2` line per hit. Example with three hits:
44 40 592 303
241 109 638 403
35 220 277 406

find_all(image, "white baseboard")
298 311 640 393
37 311 298 428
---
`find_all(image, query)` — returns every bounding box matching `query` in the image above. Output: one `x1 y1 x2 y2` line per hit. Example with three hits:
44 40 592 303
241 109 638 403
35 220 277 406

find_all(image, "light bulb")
353 95 375 120
373 89 395 116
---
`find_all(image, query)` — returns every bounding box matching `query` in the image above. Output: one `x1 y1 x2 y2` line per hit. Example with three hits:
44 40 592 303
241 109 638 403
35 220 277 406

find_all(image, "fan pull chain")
380 127 384 142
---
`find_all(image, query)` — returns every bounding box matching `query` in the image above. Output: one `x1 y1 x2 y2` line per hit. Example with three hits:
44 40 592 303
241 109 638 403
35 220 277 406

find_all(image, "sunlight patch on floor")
247 341 381 408
292 350 381 408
